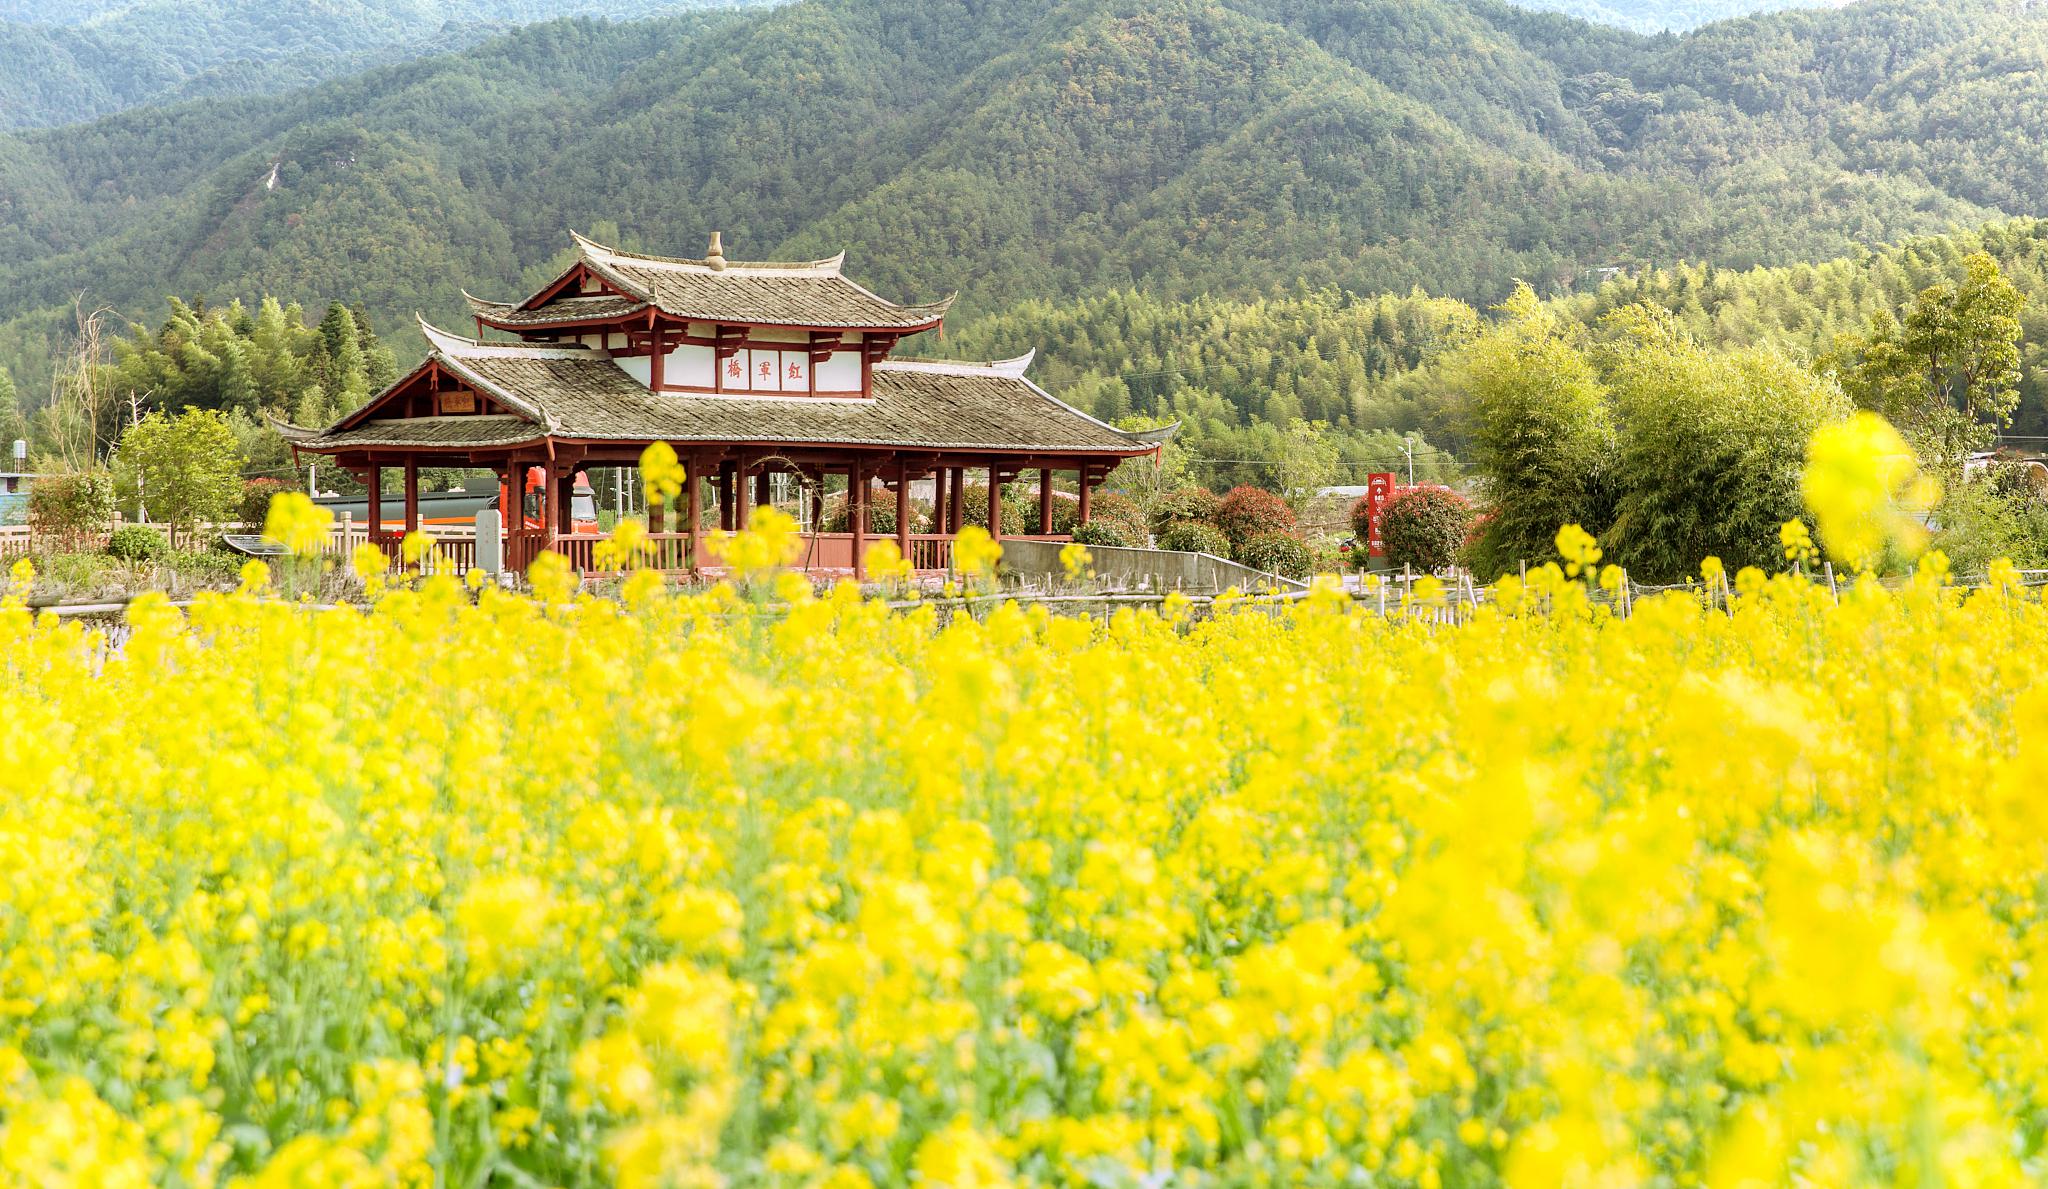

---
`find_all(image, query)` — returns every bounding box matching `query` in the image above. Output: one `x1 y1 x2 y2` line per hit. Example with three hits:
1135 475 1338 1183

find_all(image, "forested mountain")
0 0 774 129
3 0 2047 440
1501 0 1846 32
941 220 2048 490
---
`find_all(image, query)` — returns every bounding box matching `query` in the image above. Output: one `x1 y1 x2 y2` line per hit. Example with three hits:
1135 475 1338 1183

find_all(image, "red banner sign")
1366 472 1396 557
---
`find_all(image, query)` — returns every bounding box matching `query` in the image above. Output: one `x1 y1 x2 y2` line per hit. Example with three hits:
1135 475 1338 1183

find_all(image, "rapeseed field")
2 425 2043 1187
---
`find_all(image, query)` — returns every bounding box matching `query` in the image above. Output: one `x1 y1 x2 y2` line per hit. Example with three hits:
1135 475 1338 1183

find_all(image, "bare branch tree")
38 295 119 472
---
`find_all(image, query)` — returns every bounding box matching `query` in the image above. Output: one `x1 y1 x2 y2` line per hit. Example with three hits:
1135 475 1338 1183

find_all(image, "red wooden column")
686 460 704 574
896 459 911 563
808 474 824 534
366 466 382 537
850 464 868 579
933 467 950 534
1078 466 1094 525
718 463 736 531
733 458 752 532
949 467 965 536
536 467 551 550
648 450 666 533
403 460 420 535
754 468 772 517
1038 468 1054 535
988 464 1003 542
503 461 522 570
556 471 574 536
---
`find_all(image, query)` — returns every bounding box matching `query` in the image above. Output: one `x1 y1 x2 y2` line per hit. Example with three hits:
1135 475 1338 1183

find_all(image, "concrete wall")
998 538 1307 593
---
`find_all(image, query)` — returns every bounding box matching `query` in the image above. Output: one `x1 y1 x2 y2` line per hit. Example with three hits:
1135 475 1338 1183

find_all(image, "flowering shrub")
1214 485 1296 552
8 417 2048 1186
238 478 291 528
1236 529 1314 579
1379 488 1474 574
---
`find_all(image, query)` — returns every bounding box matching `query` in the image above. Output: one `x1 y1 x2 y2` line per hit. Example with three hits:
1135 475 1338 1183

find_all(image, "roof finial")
706 231 726 271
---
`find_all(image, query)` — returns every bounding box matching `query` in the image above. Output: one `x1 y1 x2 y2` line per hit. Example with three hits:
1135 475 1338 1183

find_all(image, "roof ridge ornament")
706 231 727 272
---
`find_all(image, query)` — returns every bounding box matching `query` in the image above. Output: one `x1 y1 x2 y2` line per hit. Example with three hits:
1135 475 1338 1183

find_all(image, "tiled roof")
303 415 546 451
558 233 954 331
467 292 648 327
299 325 1170 456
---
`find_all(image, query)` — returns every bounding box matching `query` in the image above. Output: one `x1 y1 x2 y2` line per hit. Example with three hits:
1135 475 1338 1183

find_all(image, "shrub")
27 471 115 551
240 478 291 528
955 486 1029 536
1088 492 1150 547
24 551 124 594
1035 489 1082 535
163 550 245 586
1070 519 1136 548
1215 486 1296 552
822 492 924 536
1238 531 1314 580
106 525 170 564
1150 487 1222 536
1157 522 1232 557
1380 488 1474 574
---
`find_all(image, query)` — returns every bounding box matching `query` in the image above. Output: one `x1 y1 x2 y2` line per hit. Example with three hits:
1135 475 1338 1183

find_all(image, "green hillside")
0 0 774 130
1501 0 1846 32
3 0 2047 419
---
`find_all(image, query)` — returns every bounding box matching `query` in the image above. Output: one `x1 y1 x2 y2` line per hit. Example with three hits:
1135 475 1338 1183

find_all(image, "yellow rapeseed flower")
640 442 686 509
1802 412 1938 570
262 492 334 558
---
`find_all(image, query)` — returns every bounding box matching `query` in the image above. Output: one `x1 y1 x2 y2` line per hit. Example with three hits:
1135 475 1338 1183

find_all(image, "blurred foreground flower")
262 492 333 558
1802 413 1938 570
709 506 805 582
954 526 1002 580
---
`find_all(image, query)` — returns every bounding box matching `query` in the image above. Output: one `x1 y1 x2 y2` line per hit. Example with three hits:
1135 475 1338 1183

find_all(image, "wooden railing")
2 522 1079 577
907 535 952 572
365 530 478 574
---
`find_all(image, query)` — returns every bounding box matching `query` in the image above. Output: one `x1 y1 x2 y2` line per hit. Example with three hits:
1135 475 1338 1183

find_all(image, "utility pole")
1403 434 1415 486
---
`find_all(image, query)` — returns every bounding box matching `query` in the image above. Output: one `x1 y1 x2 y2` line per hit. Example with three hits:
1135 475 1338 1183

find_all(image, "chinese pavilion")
287 231 1172 577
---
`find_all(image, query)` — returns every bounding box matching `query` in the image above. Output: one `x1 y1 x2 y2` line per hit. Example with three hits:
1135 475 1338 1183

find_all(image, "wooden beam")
950 467 965 536
1078 467 1093 525
403 461 420 535
1038 468 1054 535
367 466 382 536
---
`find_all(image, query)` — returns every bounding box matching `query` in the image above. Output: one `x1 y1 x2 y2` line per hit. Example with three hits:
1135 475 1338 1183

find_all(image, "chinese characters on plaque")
722 349 812 392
